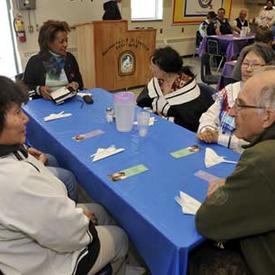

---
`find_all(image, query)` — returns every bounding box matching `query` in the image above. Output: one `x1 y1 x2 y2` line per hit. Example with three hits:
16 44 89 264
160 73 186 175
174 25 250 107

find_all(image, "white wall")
11 0 260 70
11 0 103 68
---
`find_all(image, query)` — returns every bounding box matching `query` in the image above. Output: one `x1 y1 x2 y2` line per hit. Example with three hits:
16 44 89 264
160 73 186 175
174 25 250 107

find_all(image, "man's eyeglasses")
241 62 264 70
234 98 266 112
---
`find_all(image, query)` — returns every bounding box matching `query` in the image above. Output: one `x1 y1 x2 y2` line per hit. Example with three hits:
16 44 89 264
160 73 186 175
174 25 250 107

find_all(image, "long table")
198 34 254 60
24 89 240 275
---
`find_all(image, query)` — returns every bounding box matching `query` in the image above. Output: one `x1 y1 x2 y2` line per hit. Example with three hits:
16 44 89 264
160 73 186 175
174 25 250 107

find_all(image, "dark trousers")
188 241 252 275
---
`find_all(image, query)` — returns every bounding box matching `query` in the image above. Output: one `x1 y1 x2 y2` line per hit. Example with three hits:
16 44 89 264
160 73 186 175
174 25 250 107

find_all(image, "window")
131 0 163 21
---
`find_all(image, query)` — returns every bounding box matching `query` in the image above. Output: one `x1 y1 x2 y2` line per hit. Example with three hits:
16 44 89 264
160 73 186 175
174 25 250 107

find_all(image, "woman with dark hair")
136 46 212 132
0 76 128 275
23 20 83 100
256 0 275 27
197 43 275 152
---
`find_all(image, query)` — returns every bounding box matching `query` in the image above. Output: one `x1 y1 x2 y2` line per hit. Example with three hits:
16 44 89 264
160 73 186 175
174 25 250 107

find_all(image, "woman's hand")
83 209 98 225
197 128 218 143
28 147 48 165
66 81 79 91
39 86 52 100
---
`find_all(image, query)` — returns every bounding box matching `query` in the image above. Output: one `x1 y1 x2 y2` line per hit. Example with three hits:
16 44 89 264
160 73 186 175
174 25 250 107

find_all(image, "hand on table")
207 179 225 197
197 128 218 143
39 86 52 100
66 81 79 91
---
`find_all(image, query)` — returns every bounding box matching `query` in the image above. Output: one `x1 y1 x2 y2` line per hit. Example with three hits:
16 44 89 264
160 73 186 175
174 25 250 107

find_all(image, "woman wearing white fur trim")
197 43 275 152
137 46 212 132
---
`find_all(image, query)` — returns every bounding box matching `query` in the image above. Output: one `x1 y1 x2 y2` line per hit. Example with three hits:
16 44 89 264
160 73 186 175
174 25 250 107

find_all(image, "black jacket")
196 124 275 275
217 18 232 34
235 18 248 30
23 52 83 99
103 1 122 20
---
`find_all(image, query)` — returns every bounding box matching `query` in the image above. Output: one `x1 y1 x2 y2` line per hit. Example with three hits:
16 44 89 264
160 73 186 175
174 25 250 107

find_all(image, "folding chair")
200 53 220 85
206 38 225 72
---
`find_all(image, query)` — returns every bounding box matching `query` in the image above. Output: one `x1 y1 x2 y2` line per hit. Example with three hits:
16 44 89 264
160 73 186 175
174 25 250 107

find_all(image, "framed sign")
118 51 136 76
173 0 232 24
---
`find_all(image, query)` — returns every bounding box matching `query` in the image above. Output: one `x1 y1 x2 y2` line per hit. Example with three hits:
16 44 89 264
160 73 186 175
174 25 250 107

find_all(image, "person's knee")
111 226 128 259
48 167 78 201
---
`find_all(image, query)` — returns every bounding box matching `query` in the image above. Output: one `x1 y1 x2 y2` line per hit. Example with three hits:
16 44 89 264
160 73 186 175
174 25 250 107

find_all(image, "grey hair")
232 43 275 81
256 84 275 110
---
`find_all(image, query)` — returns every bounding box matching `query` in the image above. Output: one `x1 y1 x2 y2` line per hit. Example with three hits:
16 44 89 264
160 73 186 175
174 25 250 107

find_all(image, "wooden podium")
75 20 156 91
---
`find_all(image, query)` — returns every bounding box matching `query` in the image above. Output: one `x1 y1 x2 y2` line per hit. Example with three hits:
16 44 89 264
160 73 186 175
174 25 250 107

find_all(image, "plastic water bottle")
113 92 135 132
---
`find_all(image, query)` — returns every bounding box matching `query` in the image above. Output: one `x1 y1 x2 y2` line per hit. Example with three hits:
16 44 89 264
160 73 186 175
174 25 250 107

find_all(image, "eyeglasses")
234 98 266 112
241 62 264 70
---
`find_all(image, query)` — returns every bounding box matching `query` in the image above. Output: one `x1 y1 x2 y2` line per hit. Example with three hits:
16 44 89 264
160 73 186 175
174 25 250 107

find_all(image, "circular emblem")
118 51 135 76
198 0 212 8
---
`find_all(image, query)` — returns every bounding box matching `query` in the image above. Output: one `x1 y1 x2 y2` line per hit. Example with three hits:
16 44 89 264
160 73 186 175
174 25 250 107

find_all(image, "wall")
11 0 261 70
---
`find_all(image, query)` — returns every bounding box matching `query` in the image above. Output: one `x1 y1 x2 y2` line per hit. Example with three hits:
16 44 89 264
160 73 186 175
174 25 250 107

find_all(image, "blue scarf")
43 52 65 80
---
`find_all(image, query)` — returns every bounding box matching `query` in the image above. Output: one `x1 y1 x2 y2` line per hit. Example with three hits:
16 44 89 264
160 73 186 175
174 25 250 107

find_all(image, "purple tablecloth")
198 34 255 60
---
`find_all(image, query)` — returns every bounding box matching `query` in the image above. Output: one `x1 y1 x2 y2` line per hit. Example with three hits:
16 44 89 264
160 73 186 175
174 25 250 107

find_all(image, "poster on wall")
173 0 232 24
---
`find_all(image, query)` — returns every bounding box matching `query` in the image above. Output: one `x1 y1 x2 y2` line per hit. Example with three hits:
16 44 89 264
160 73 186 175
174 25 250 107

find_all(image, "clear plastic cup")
137 111 150 137
113 92 135 132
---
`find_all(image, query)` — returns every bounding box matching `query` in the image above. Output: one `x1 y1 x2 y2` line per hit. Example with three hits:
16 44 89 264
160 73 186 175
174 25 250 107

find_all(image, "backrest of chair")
200 53 212 81
206 38 221 55
198 82 215 106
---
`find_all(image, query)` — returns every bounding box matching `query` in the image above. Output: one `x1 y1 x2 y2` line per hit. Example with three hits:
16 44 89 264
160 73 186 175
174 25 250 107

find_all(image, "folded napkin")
205 147 237 168
91 145 125 162
44 111 72 122
77 92 92 98
133 117 156 126
175 191 201 215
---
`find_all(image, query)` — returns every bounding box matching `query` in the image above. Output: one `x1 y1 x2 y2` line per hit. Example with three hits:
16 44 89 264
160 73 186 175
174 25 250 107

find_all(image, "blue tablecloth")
24 89 240 275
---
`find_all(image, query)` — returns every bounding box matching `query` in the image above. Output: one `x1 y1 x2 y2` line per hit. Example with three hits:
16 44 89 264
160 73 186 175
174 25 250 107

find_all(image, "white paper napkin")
133 117 155 126
205 147 237 168
77 92 92 98
175 191 201 215
44 111 72 122
91 146 125 162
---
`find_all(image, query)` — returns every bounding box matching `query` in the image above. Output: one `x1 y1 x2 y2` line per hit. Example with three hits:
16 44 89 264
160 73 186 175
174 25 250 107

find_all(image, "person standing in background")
103 0 122 20
255 0 275 28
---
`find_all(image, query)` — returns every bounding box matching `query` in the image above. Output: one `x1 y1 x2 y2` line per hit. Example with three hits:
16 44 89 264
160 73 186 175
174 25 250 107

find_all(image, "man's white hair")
255 66 275 109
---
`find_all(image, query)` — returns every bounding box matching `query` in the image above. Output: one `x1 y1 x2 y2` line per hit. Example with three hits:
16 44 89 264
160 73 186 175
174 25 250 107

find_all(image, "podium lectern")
75 20 156 91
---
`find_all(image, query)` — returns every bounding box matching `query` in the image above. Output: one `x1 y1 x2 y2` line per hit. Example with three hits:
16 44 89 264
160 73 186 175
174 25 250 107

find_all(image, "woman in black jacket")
23 20 83 99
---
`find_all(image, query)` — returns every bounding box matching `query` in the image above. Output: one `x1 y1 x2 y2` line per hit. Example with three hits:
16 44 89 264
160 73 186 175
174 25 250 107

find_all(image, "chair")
198 82 216 106
206 38 225 72
200 53 220 85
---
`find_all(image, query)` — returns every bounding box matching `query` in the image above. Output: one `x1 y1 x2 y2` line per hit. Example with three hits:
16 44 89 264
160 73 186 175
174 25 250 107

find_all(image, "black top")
217 18 232 34
136 78 213 132
207 21 217 36
235 17 248 30
23 52 83 99
103 1 122 20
